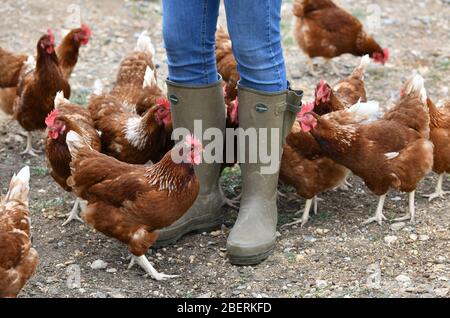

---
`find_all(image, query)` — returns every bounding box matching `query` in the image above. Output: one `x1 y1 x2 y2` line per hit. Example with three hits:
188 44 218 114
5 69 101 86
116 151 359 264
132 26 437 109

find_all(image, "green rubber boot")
227 85 302 265
154 79 226 247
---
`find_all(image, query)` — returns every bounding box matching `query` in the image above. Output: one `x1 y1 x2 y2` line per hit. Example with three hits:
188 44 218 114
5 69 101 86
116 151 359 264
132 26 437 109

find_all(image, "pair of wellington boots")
156 78 302 265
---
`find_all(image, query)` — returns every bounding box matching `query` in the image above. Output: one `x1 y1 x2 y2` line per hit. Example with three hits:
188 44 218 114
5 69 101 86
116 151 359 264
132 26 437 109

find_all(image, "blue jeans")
162 0 287 92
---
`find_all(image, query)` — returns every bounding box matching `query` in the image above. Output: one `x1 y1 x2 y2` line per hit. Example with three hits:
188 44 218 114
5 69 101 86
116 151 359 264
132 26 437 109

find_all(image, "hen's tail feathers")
143 66 157 88
5 166 30 204
66 131 89 159
403 72 427 104
346 100 382 124
351 55 370 80
135 31 156 57
92 79 104 96
54 91 68 109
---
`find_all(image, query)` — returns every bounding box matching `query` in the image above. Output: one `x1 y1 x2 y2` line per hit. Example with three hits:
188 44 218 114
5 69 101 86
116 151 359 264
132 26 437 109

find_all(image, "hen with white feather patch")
299 73 434 225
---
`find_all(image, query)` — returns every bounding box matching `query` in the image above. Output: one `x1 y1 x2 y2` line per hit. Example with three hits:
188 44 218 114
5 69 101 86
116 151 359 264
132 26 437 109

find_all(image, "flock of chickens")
0 0 449 298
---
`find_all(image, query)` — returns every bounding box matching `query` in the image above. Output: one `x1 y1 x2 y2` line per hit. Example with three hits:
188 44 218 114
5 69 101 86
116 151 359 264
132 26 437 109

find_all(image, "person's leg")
162 0 220 85
223 0 301 265
223 0 287 92
156 0 226 246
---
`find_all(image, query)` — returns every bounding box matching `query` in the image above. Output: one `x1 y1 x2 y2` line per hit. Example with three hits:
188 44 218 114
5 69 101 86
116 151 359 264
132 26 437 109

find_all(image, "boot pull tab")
169 94 179 105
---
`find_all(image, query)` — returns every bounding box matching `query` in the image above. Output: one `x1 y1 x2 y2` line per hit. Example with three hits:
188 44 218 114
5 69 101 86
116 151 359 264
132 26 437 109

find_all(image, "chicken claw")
220 187 240 210
128 255 178 281
423 174 448 202
362 194 387 226
62 198 84 226
393 191 416 224
282 199 313 229
20 132 41 157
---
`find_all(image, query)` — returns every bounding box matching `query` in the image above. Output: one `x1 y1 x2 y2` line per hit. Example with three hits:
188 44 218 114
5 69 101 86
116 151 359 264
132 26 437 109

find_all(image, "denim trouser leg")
162 0 220 85
224 0 286 92
162 0 286 92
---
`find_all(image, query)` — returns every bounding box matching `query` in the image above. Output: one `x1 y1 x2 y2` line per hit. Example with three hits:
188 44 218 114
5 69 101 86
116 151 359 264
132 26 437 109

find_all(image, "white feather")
16 166 30 184
5 166 30 203
135 31 155 56
359 54 371 71
93 79 104 96
405 72 427 104
54 91 68 108
23 55 36 73
345 100 382 124
143 66 156 88
385 152 400 160
66 131 86 157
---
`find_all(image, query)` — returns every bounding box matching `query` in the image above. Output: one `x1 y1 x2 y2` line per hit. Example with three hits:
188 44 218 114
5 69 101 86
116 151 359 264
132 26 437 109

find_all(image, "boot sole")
153 216 223 248
228 248 274 266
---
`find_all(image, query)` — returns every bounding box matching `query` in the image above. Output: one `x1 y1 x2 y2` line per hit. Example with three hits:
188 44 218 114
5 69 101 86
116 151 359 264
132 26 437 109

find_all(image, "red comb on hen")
47 28 55 44
156 98 171 110
81 24 92 37
45 109 59 127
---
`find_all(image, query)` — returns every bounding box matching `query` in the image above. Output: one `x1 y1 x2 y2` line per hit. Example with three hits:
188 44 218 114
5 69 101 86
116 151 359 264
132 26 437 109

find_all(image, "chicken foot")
220 187 239 210
281 198 314 229
128 255 179 281
325 59 343 76
20 132 41 156
393 191 416 224
423 174 449 202
362 194 387 226
62 198 85 226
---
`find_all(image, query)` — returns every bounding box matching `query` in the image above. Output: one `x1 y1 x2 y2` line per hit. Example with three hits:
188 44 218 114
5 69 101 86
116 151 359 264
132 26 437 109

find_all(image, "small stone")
409 234 418 241
390 222 406 231
384 235 398 244
93 292 107 298
197 292 212 298
316 280 328 289
395 274 412 286
419 235 429 241
90 260 108 270
108 291 126 298
391 196 402 201
366 263 381 290
303 235 317 243
106 268 117 273
434 288 449 297
210 230 222 237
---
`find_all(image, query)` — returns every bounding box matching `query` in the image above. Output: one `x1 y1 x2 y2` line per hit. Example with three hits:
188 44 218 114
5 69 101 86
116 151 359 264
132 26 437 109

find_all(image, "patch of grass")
277 212 297 227
283 36 295 46
437 59 450 70
352 9 366 20
70 89 90 106
220 166 241 195
313 210 334 222
285 252 296 263
32 197 65 213
31 166 48 177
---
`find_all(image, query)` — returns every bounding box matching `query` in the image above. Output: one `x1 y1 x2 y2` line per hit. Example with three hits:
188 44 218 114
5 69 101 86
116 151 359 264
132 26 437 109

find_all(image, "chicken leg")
62 198 85 226
362 194 387 226
313 196 323 215
307 58 318 76
20 132 41 156
281 198 313 229
325 59 343 76
128 255 178 281
423 174 449 202
337 177 353 191
393 191 416 223
220 186 239 210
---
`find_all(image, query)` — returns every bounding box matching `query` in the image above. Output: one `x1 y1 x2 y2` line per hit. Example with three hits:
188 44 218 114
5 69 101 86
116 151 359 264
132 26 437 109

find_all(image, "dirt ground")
1 0 449 298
